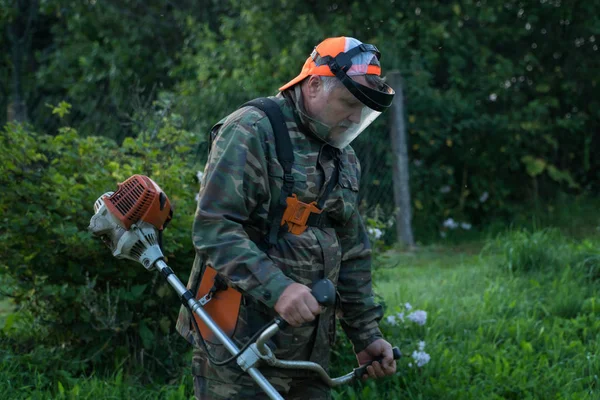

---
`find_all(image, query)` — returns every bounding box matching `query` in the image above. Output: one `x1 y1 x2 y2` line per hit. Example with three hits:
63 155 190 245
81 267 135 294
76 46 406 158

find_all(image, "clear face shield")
312 43 395 149
308 83 394 149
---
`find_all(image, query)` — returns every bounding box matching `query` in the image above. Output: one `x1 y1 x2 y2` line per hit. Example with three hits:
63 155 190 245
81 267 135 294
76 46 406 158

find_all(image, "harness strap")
316 147 341 210
242 98 294 247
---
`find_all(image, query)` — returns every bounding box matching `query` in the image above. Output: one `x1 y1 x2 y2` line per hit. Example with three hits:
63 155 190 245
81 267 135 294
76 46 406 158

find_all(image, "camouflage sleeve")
336 204 384 354
193 107 295 309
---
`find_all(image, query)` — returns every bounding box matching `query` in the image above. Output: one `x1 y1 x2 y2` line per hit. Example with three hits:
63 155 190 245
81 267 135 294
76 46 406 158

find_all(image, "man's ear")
305 75 322 99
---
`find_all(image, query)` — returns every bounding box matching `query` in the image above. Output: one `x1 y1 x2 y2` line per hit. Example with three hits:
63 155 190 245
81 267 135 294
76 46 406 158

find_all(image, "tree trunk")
6 0 38 123
388 71 415 249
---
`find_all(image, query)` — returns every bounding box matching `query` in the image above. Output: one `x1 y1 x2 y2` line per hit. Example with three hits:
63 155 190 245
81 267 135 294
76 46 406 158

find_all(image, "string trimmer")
88 174 400 400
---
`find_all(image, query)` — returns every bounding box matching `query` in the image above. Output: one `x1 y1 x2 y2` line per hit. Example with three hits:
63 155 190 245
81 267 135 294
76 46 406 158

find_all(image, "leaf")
546 165 579 189
57 381 65 395
2 313 16 331
521 156 546 177
139 320 155 350
130 284 147 299
48 101 72 118
535 83 551 93
414 199 424 210
521 341 534 353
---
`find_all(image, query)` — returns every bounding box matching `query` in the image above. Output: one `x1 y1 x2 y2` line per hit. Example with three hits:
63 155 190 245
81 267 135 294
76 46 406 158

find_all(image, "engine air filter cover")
104 175 172 230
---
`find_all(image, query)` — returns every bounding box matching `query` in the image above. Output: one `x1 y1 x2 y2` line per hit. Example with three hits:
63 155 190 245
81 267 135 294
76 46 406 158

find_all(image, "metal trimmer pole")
154 260 284 400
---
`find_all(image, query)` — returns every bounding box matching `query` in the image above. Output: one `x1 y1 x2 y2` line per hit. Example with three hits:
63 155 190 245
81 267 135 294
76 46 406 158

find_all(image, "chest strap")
241 98 340 245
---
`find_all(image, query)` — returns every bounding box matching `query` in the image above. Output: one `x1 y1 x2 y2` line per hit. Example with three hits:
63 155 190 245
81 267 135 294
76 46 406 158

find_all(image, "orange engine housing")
104 174 173 230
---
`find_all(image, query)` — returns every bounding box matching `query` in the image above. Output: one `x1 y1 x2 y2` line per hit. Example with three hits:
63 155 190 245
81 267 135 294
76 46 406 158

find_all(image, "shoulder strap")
241 98 294 247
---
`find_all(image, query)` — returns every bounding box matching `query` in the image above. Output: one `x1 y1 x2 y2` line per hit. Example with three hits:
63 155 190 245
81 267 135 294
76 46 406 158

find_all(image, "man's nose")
348 109 362 124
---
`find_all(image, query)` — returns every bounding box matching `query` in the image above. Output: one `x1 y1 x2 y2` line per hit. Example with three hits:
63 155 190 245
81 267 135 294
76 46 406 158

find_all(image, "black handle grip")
274 316 289 330
311 278 336 307
353 346 402 379
274 279 336 329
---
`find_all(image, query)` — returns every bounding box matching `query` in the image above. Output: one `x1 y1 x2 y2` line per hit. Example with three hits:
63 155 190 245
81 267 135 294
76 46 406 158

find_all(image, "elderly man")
177 36 396 399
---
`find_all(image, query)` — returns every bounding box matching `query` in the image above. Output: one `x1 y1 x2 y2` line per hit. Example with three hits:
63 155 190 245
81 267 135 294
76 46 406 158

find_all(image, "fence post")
388 71 415 249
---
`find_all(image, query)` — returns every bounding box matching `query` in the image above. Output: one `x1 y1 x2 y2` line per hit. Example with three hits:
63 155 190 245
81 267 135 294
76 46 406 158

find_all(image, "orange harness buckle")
280 194 322 235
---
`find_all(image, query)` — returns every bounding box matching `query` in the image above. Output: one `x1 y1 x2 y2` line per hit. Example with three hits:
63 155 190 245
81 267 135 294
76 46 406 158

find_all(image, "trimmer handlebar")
261 278 401 387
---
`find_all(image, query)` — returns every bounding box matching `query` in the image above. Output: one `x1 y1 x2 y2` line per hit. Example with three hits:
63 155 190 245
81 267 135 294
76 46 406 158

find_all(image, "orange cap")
279 36 382 91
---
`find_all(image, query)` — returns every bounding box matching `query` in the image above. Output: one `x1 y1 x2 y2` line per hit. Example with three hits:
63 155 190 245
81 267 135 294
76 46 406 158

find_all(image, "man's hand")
274 283 322 327
356 339 397 380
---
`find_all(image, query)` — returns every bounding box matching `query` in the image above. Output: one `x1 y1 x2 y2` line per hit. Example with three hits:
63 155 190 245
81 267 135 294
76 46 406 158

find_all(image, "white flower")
196 170 204 183
489 93 498 102
386 315 398 326
439 185 451 194
479 191 489 203
367 227 383 239
404 302 412 311
443 218 459 229
408 362 413 368
411 350 431 367
418 341 426 351
460 222 472 230
407 310 427 326
396 312 405 322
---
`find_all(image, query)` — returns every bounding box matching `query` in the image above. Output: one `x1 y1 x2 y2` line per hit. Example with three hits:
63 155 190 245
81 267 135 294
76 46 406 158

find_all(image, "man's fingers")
362 360 396 380
297 302 316 323
371 361 386 378
305 293 321 315
383 360 397 375
382 345 393 361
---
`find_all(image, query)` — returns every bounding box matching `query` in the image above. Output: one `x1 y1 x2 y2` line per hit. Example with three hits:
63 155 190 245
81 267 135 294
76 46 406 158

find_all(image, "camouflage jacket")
176 87 383 374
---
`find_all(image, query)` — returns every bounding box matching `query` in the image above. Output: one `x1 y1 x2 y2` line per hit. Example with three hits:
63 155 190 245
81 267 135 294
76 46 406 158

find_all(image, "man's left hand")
355 338 397 380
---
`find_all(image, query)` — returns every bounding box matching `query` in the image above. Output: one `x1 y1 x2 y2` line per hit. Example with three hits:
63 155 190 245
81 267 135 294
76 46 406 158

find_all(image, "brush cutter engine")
88 174 172 270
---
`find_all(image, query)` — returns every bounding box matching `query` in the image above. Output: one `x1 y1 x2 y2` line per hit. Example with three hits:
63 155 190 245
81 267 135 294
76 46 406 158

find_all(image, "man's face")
309 75 369 131
301 74 383 149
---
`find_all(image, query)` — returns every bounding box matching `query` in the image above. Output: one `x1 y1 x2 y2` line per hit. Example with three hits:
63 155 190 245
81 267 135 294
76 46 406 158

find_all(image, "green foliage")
0 337 195 399
485 228 600 280
1 0 599 234
0 113 202 378
486 228 575 273
162 0 600 239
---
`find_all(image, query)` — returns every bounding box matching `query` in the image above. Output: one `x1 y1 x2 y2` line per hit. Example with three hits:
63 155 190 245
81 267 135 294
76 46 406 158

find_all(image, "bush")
0 118 203 378
485 228 576 274
484 228 600 284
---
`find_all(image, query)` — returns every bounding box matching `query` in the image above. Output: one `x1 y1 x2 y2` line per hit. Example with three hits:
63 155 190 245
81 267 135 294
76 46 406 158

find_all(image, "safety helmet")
280 37 395 148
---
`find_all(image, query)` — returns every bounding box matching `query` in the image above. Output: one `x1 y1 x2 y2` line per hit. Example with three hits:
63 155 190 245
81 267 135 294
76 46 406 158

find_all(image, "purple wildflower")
407 310 427 326
411 350 431 367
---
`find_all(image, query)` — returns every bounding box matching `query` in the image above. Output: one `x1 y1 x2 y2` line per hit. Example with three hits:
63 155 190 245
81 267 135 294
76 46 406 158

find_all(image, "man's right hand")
274 283 322 327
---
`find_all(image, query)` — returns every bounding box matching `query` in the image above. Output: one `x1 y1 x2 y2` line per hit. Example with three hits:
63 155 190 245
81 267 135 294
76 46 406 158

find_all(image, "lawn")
1 230 599 399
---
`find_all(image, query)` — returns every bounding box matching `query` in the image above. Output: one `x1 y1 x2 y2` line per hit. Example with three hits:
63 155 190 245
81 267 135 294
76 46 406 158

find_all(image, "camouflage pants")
193 375 331 399
192 355 332 400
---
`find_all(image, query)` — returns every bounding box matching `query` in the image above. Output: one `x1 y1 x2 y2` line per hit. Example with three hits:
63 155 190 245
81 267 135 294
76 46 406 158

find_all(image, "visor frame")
315 45 395 112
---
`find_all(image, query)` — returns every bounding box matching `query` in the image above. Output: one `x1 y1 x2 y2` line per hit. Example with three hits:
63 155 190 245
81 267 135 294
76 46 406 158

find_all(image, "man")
177 36 397 399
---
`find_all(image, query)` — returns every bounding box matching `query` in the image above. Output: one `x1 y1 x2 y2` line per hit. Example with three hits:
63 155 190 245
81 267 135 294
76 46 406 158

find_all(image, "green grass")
331 236 600 399
2 233 599 399
0 297 13 326
0 363 195 400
